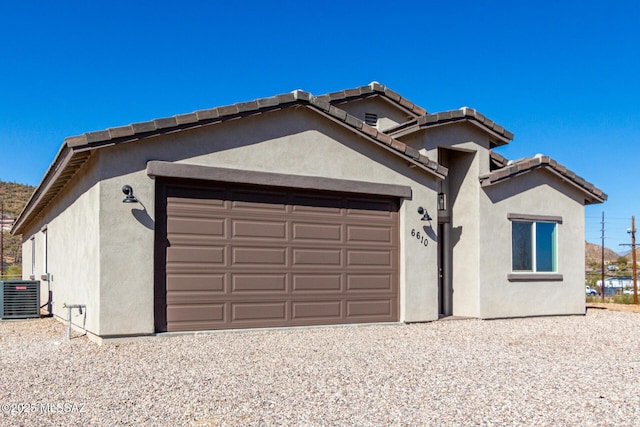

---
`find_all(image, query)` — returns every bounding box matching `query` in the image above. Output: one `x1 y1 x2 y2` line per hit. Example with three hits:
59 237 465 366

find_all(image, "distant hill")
0 180 36 269
0 181 34 217
619 249 635 258
585 241 621 265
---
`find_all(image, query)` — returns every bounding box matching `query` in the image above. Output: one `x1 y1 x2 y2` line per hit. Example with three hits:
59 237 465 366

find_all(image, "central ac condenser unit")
0 280 40 319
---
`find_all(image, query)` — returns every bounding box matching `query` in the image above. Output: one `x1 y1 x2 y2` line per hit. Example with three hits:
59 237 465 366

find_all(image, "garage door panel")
347 275 393 291
232 247 287 265
347 299 394 317
347 250 392 267
167 205 226 221
347 225 392 244
167 235 224 247
168 217 225 236
232 274 287 292
232 219 287 239
168 303 224 322
167 291 229 304
167 274 225 292
292 222 341 242
292 301 342 319
167 264 227 275
167 246 225 264
159 181 399 332
232 302 287 322
293 248 342 266
293 274 342 292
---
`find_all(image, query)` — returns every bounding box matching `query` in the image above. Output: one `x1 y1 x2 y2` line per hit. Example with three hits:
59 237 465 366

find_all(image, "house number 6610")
411 229 428 247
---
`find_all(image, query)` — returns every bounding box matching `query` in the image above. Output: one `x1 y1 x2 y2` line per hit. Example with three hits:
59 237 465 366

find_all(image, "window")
511 219 558 273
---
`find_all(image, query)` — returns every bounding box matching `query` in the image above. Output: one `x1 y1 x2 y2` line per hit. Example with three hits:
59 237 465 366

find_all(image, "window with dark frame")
511 220 557 272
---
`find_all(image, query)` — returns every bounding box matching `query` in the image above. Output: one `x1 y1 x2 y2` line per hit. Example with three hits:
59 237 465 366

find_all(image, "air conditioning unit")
0 280 40 319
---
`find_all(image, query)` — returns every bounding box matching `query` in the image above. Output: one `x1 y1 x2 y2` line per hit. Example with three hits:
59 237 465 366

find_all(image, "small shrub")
612 294 635 305
586 295 610 303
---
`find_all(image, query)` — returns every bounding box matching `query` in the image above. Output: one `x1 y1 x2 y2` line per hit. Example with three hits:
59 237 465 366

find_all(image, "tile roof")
385 107 514 147
63 89 446 177
489 150 509 169
480 152 607 204
316 81 427 117
12 84 447 235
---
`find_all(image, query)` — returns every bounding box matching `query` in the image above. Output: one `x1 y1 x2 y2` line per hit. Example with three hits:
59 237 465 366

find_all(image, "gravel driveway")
1 309 639 426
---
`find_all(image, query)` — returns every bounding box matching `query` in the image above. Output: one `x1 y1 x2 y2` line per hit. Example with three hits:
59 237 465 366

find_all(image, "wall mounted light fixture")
438 192 446 211
122 185 139 203
417 206 432 221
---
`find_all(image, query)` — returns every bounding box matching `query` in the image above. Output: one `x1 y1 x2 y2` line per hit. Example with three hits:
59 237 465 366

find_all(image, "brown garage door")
155 180 399 332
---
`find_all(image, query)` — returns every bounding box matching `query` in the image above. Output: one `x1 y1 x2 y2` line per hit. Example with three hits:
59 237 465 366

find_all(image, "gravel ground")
588 302 640 314
1 309 639 426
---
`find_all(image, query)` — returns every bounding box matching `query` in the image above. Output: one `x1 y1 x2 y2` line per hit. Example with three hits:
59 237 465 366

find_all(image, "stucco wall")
447 147 481 318
98 158 157 336
397 124 495 318
422 122 492 175
20 154 101 334
93 106 441 336
479 169 587 318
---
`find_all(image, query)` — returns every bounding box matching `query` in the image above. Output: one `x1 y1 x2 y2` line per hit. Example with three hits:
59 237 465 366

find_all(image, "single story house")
12 82 606 342
597 277 636 295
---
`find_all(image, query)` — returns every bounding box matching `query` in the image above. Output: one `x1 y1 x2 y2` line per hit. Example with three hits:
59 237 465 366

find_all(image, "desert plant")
612 294 636 305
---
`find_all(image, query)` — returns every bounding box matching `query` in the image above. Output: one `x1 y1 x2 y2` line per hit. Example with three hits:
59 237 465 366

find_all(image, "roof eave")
543 166 607 204
479 164 607 205
11 146 94 235
386 111 513 146
318 82 428 118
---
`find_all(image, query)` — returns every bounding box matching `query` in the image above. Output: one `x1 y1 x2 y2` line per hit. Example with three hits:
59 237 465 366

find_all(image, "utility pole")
632 217 638 305
620 216 639 305
0 203 4 277
601 211 605 301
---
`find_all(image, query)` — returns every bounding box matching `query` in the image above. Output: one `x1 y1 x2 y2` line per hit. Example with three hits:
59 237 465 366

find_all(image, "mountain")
619 249 634 257
585 241 620 265
0 180 36 269
0 181 34 217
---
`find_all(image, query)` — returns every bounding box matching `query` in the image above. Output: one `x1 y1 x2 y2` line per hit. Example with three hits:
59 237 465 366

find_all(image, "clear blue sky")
1 1 638 251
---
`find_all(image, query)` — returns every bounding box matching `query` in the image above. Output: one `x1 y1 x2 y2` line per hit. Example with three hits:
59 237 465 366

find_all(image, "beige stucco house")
12 82 606 342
